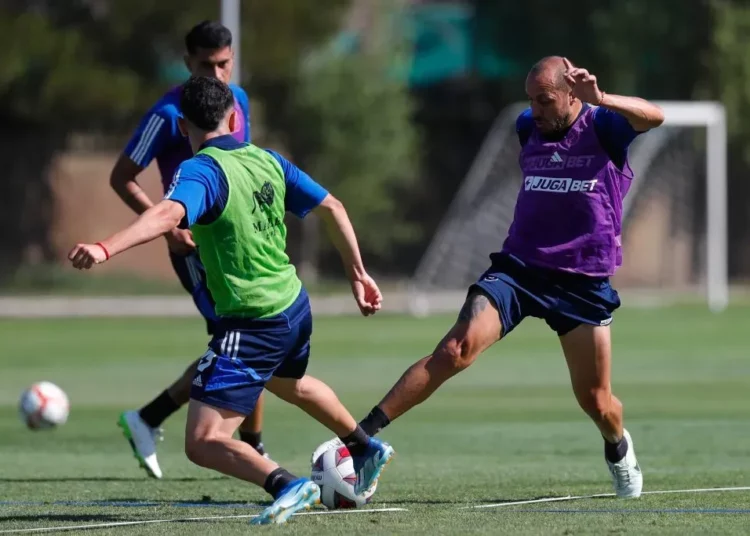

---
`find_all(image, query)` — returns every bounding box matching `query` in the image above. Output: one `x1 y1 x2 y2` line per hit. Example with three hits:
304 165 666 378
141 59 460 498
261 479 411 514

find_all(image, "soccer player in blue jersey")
70 76 394 525
109 21 266 479
314 56 665 499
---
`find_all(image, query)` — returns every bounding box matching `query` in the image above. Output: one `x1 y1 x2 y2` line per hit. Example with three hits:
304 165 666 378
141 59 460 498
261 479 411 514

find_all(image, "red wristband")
95 242 110 260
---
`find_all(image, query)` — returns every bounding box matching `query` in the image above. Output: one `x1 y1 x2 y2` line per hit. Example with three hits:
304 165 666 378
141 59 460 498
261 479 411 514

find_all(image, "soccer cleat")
351 437 395 496
117 411 163 479
310 437 344 466
250 478 320 525
606 428 643 498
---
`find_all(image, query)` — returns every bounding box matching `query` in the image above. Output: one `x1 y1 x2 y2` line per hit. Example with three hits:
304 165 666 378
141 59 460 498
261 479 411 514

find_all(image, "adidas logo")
192 376 203 387
549 151 564 164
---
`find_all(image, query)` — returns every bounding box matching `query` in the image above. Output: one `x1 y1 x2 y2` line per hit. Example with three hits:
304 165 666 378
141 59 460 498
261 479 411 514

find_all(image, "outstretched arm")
313 195 382 316
69 200 186 269
597 94 665 132
563 57 664 132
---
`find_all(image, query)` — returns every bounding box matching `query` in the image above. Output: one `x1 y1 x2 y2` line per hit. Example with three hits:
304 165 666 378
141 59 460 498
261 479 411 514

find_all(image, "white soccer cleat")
310 437 344 467
118 410 163 479
607 428 642 498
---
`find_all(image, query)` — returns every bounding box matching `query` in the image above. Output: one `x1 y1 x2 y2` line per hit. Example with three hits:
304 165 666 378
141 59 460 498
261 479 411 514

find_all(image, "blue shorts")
190 288 313 415
471 253 621 337
169 251 218 335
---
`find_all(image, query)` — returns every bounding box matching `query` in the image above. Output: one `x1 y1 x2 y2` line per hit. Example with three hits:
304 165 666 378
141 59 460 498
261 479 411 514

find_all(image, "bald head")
525 56 580 135
528 56 569 91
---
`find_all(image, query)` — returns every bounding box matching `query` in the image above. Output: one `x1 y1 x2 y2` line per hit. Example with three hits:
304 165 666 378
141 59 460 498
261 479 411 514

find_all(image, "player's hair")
180 76 235 132
529 56 569 91
185 20 232 55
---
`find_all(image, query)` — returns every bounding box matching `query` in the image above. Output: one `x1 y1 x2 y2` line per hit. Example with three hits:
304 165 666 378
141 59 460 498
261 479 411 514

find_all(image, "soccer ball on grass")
311 445 376 509
18 381 69 430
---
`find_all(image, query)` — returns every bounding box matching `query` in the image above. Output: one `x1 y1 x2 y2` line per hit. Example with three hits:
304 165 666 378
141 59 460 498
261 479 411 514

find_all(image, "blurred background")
1 0 749 310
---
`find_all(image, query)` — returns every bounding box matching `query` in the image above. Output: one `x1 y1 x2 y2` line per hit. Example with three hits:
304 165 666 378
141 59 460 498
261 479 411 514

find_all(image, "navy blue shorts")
169 251 218 335
190 288 313 415
471 253 621 337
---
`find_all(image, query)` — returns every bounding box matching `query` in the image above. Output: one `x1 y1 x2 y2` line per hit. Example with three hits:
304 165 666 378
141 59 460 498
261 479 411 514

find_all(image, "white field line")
0 507 408 534
468 486 750 509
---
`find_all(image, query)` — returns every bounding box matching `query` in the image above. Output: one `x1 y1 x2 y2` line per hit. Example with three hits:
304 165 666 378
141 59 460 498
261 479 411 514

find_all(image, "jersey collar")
200 134 246 152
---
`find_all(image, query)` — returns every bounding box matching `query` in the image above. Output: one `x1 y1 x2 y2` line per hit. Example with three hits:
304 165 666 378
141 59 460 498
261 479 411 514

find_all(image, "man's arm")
110 154 154 214
268 148 382 315
71 157 218 270
113 106 196 254
313 195 382 316
562 58 664 132
69 201 185 269
597 94 665 132
313 195 366 283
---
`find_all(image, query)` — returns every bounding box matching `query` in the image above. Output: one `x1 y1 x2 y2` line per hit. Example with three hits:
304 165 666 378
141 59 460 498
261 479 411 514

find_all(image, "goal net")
409 102 727 314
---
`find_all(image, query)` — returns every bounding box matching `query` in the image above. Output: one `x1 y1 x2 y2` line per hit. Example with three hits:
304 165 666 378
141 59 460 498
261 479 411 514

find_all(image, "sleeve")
163 156 222 228
265 150 329 218
233 85 252 143
593 107 642 154
516 109 534 147
123 105 177 167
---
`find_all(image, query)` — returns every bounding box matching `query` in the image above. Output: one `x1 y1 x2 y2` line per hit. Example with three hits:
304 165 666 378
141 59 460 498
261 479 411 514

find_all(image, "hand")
68 243 108 270
563 57 605 105
350 273 383 317
165 227 196 255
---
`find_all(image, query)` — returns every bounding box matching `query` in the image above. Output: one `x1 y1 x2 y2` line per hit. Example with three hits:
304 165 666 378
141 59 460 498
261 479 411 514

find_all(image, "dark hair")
185 20 232 55
180 76 235 132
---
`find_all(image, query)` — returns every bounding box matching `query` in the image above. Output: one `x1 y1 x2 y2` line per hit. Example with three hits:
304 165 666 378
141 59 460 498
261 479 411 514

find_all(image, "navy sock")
604 435 629 463
339 425 369 456
239 431 265 455
139 390 180 428
263 468 297 499
359 406 390 437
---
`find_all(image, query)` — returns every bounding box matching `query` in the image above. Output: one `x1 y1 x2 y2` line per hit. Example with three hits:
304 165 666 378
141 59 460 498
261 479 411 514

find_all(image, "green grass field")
1 306 749 534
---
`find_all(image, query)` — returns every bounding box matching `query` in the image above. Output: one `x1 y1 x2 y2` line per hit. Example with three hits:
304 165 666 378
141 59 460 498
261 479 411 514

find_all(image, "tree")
290 1 419 276
708 0 750 274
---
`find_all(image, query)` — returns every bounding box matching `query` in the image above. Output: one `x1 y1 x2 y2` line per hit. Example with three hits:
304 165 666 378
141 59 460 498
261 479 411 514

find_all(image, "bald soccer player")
313 56 664 499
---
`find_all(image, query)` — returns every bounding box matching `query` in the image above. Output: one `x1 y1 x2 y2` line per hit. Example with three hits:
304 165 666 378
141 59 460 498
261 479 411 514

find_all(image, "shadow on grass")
0 476 227 483
0 514 123 523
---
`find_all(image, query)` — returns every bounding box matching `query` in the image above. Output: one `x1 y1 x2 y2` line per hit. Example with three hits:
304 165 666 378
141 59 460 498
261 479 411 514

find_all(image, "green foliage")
292 4 420 264
241 0 351 82
711 1 750 162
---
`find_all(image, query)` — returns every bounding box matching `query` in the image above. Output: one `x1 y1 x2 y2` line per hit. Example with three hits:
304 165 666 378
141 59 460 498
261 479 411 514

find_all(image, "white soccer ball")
311 445 376 509
18 381 69 430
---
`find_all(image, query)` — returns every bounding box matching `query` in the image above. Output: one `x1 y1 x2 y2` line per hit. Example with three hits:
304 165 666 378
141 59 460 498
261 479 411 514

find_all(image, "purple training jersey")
124 84 251 193
502 106 638 277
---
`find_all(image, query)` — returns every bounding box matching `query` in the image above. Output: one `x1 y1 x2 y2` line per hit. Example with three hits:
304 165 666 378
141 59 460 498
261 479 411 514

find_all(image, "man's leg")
266 374 395 495
185 398 319 525
559 324 642 498
238 394 267 455
361 290 503 434
185 399 275 484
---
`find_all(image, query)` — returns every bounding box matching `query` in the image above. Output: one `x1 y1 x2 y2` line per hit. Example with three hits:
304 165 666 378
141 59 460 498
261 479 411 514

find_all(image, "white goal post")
653 102 727 312
410 101 728 313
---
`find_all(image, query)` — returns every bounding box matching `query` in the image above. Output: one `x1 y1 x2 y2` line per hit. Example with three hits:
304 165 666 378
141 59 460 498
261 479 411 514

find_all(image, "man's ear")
227 109 238 133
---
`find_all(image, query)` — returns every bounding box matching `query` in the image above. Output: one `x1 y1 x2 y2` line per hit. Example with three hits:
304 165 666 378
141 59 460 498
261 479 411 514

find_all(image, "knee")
185 433 211 467
433 337 477 375
577 387 614 421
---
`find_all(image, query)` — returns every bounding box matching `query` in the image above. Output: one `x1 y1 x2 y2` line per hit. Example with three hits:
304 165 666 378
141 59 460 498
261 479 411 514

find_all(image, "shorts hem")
468 282 511 338
190 393 258 416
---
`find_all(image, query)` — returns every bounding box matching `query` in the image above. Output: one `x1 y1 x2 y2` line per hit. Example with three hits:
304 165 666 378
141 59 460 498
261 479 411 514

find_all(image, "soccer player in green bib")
69 76 395 525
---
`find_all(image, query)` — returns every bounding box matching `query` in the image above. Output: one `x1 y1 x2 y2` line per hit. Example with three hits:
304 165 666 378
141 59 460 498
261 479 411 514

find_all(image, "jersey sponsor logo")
523 176 598 193
524 153 596 172
251 181 275 214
